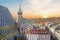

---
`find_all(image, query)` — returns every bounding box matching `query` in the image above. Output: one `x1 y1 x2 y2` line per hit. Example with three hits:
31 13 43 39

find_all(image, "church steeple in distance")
18 5 22 15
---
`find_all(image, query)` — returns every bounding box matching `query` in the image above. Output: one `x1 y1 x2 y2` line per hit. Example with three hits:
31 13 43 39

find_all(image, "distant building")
26 27 50 40
0 5 15 27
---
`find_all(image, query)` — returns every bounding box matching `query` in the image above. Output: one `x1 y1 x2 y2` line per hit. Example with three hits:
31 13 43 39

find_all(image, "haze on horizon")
0 0 60 19
22 0 60 19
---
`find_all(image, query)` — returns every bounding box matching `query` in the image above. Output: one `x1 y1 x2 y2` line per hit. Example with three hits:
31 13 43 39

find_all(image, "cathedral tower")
17 5 25 35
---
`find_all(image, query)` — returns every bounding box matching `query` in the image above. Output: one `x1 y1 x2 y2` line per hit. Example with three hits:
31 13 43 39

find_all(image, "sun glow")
43 15 48 18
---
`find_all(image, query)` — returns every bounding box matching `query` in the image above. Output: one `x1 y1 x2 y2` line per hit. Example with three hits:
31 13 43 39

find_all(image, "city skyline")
0 0 60 19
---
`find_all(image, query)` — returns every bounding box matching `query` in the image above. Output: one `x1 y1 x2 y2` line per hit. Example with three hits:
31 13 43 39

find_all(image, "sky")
0 0 22 20
0 0 60 19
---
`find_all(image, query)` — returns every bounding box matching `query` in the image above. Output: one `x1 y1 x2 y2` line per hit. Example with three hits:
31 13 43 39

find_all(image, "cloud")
22 0 55 13
21 0 60 18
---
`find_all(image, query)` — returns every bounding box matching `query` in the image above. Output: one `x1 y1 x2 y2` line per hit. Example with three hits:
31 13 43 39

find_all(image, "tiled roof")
27 29 50 35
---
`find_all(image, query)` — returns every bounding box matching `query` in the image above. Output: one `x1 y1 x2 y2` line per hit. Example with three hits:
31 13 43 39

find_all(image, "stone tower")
17 5 23 34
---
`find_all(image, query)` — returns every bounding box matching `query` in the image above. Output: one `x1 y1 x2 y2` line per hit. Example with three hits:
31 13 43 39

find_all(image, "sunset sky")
0 0 60 19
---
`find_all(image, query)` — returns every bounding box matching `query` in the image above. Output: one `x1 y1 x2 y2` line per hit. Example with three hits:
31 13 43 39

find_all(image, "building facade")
26 28 51 40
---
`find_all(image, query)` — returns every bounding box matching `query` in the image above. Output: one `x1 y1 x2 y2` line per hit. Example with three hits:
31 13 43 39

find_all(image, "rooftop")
27 28 50 35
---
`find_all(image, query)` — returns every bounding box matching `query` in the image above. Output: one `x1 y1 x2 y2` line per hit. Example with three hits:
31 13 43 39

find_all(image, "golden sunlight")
43 15 48 18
